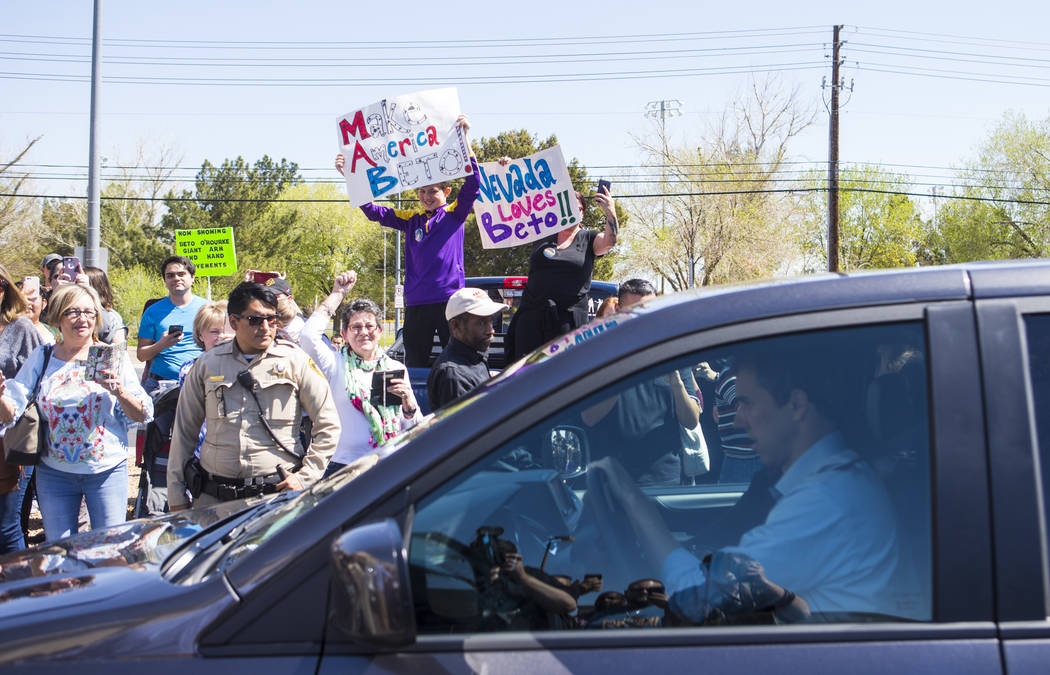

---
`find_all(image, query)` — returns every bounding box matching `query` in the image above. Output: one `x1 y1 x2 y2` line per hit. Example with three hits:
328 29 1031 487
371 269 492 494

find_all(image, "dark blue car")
2 262 1050 674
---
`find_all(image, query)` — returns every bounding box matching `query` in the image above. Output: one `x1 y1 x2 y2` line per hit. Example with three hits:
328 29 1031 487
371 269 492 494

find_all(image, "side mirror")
329 519 416 648
545 425 589 479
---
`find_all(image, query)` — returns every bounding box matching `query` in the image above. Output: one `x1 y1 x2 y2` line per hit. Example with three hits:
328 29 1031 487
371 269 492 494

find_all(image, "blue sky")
4 0 1049 201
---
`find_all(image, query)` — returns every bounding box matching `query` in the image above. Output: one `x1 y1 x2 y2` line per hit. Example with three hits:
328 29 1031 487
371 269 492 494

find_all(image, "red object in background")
248 270 281 284
135 431 145 466
503 277 527 290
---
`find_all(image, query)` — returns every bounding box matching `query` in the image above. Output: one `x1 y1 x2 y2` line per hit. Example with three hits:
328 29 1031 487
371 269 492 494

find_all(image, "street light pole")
85 0 103 268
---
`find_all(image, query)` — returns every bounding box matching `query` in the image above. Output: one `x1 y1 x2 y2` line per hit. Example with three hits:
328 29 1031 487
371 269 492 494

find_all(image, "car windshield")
163 455 378 585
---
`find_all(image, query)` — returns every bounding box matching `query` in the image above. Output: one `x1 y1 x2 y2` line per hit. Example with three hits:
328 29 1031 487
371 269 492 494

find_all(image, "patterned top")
1 345 153 475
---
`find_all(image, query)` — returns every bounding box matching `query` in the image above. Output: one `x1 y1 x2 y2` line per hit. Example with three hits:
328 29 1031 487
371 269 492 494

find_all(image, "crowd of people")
0 125 667 555
0 259 145 554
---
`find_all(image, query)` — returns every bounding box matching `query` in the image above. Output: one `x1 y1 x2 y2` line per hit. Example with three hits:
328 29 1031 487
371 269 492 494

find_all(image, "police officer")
167 281 340 510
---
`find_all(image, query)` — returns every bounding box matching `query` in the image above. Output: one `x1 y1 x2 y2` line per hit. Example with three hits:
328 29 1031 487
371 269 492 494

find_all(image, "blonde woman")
0 263 42 553
0 284 153 541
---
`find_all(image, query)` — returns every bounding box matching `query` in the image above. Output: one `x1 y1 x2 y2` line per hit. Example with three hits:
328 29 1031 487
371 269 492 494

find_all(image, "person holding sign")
301 270 422 478
506 184 619 360
336 115 480 368
0 284 152 541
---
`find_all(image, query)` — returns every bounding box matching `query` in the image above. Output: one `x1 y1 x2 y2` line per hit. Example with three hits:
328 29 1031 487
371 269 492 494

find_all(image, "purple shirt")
359 156 480 306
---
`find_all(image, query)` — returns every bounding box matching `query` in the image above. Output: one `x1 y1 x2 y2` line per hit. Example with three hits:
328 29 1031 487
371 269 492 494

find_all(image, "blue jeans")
0 465 32 555
35 460 127 542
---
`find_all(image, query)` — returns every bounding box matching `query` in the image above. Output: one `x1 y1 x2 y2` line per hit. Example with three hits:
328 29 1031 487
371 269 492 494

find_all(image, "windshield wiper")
162 501 274 582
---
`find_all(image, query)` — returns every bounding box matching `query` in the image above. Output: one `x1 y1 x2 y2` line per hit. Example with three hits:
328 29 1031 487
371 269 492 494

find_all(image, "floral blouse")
1 345 153 475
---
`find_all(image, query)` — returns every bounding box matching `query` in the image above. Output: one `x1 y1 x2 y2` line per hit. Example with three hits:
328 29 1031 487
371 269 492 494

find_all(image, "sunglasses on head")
232 313 278 327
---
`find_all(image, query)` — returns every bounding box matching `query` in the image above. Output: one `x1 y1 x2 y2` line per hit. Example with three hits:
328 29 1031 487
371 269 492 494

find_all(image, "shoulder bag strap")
27 345 53 405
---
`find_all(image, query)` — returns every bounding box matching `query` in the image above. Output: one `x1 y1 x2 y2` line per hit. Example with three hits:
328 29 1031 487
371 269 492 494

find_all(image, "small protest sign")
175 227 237 277
472 145 582 249
336 87 472 207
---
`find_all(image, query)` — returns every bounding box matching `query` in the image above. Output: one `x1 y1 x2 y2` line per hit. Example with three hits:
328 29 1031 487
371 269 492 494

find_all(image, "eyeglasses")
232 313 279 327
62 308 97 319
348 322 379 333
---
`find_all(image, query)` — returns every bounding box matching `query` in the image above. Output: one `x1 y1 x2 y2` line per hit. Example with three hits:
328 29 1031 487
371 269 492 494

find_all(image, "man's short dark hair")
618 278 656 302
734 337 849 425
340 298 383 331
228 281 277 316
160 255 195 278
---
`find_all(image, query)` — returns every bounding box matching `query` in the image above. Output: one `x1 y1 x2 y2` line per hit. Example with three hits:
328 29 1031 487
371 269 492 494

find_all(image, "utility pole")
645 100 684 283
827 24 843 273
85 0 103 268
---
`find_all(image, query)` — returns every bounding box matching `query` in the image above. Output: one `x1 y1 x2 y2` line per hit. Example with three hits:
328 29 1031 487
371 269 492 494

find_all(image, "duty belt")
201 472 283 501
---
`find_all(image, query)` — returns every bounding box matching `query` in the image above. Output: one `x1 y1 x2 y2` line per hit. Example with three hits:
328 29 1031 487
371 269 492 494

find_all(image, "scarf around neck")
341 346 399 447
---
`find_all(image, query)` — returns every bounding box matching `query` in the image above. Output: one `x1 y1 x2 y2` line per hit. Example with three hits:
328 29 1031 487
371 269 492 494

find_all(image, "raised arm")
592 186 618 256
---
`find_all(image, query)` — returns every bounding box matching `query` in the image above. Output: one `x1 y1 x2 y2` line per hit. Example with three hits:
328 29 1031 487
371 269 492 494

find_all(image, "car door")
988 291 1050 674
318 299 1001 674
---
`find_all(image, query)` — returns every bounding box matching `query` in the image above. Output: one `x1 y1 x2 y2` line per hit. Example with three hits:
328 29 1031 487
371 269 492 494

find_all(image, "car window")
1022 314 1050 555
408 322 932 632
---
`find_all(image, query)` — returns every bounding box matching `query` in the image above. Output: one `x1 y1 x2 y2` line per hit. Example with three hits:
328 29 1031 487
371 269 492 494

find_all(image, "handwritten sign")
472 145 581 249
175 227 237 277
336 87 471 207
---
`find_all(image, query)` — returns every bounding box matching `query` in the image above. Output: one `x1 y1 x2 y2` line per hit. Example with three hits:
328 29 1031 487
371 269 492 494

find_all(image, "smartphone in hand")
62 256 81 279
597 179 611 195
22 276 40 294
85 344 122 383
168 324 183 336
370 369 405 408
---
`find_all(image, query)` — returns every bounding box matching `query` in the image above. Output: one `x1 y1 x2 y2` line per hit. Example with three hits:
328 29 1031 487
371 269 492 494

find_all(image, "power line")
0 27 830 49
0 61 828 86
4 187 1048 206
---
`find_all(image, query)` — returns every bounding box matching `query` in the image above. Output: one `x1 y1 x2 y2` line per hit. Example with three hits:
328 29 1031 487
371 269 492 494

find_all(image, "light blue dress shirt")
660 432 901 620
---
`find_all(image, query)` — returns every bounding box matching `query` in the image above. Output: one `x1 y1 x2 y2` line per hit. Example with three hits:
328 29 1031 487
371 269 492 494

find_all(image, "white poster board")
336 87 472 207
472 145 582 249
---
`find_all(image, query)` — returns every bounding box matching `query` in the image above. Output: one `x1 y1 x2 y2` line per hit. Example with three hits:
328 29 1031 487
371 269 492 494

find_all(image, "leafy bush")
108 265 206 338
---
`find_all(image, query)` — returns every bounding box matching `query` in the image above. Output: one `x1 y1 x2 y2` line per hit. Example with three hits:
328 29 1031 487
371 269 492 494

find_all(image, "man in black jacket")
427 287 506 411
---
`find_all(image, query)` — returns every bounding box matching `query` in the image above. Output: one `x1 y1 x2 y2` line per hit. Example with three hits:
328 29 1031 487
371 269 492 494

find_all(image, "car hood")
0 500 249 616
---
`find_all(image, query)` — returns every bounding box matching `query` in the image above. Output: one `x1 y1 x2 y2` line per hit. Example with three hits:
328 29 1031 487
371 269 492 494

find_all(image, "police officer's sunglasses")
232 313 279 327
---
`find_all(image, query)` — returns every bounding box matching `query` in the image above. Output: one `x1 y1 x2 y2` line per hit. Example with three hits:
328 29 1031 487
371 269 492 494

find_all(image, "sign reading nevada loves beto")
473 145 582 249
336 87 472 207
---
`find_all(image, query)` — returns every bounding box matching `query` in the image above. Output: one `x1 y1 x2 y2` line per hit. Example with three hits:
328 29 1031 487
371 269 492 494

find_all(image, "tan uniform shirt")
167 337 340 508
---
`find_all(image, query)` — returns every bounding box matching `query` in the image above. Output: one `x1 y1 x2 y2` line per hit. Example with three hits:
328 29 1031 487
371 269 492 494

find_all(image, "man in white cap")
427 287 506 411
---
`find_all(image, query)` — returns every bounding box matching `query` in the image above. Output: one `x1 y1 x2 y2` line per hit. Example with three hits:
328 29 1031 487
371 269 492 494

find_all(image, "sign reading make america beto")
175 227 237 277
336 87 473 207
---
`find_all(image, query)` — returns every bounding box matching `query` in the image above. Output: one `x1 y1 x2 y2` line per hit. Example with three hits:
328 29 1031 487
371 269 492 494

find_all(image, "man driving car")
592 339 900 621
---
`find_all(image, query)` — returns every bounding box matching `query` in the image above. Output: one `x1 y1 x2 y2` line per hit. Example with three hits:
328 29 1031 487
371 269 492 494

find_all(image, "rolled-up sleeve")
295 356 340 485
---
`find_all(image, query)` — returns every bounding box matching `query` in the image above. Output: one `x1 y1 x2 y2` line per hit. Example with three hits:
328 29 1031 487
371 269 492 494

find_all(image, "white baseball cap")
446 287 507 321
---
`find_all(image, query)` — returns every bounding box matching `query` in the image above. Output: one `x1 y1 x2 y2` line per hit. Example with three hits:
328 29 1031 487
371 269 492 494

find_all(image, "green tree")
162 155 302 276
0 136 47 277
624 77 813 288
926 112 1050 262
257 182 389 311
34 145 182 273
799 166 926 272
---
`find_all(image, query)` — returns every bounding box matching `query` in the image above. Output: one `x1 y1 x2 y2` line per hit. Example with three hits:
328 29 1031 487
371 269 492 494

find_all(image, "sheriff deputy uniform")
167 335 341 508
